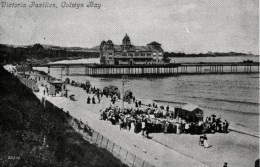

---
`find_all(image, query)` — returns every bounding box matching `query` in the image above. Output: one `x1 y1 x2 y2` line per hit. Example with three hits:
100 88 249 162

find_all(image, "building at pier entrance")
100 34 167 65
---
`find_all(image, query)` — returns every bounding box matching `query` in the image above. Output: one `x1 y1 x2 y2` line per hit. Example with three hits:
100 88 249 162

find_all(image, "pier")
37 62 259 76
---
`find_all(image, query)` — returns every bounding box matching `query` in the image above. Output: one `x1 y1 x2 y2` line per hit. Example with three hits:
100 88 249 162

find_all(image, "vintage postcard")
0 0 259 167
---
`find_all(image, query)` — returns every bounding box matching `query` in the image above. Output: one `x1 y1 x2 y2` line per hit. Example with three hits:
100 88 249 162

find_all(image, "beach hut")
48 80 67 97
175 104 203 122
108 85 119 95
103 86 109 95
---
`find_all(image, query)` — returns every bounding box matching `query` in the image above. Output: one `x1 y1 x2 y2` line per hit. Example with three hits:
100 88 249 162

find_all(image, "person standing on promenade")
223 162 228 167
119 115 124 130
184 122 190 134
135 101 138 107
97 89 100 98
225 120 229 133
145 121 151 139
92 97 96 104
222 121 226 133
87 97 91 104
141 119 146 137
203 134 210 148
138 101 142 107
219 121 223 133
199 135 204 146
127 118 131 131
111 96 115 104
211 122 216 133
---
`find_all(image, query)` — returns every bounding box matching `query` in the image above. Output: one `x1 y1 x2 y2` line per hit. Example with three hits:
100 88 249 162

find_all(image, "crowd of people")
33 74 232 165
67 79 122 106
43 77 230 138
99 104 229 138
204 116 229 134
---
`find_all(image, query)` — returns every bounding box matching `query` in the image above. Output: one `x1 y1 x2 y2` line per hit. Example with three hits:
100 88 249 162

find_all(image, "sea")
35 56 259 135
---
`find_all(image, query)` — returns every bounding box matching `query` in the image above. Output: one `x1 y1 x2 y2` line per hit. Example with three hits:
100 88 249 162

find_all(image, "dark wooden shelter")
175 104 203 122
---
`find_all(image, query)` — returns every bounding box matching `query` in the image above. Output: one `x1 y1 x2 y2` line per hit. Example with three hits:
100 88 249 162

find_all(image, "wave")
162 93 259 106
236 123 247 127
188 96 259 106
153 99 259 116
153 99 186 105
200 105 259 116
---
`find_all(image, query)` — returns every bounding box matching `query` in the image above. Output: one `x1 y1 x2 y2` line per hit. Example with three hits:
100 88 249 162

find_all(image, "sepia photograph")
0 0 259 166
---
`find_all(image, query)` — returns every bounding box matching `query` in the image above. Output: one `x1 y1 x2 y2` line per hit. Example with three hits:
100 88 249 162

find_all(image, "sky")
0 0 259 54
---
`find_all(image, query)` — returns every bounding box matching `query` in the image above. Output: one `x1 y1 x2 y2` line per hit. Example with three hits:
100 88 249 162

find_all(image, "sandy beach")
22 69 259 167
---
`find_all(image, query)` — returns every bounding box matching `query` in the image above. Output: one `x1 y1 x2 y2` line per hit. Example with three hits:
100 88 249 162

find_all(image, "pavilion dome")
107 40 113 44
100 40 107 50
122 33 131 45
106 39 114 49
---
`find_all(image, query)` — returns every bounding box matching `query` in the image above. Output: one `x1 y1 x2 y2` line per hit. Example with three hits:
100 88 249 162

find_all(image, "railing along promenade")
35 61 259 76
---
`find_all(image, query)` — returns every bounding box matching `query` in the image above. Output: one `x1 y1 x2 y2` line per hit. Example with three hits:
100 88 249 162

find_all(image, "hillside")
0 66 127 167
164 51 255 57
1 43 257 65
0 44 100 65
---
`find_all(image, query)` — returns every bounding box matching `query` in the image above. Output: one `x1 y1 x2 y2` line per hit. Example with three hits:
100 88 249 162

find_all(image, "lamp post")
36 66 37 82
61 67 62 81
122 75 129 112
60 66 65 81
60 66 65 97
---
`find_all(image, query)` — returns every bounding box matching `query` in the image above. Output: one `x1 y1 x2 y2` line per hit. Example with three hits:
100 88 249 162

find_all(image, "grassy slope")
0 66 127 167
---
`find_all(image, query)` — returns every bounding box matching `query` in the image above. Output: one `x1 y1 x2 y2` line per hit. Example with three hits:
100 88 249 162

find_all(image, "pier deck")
36 62 259 76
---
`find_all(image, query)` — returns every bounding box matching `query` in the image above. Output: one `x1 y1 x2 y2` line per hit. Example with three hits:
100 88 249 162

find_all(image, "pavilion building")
99 34 166 65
